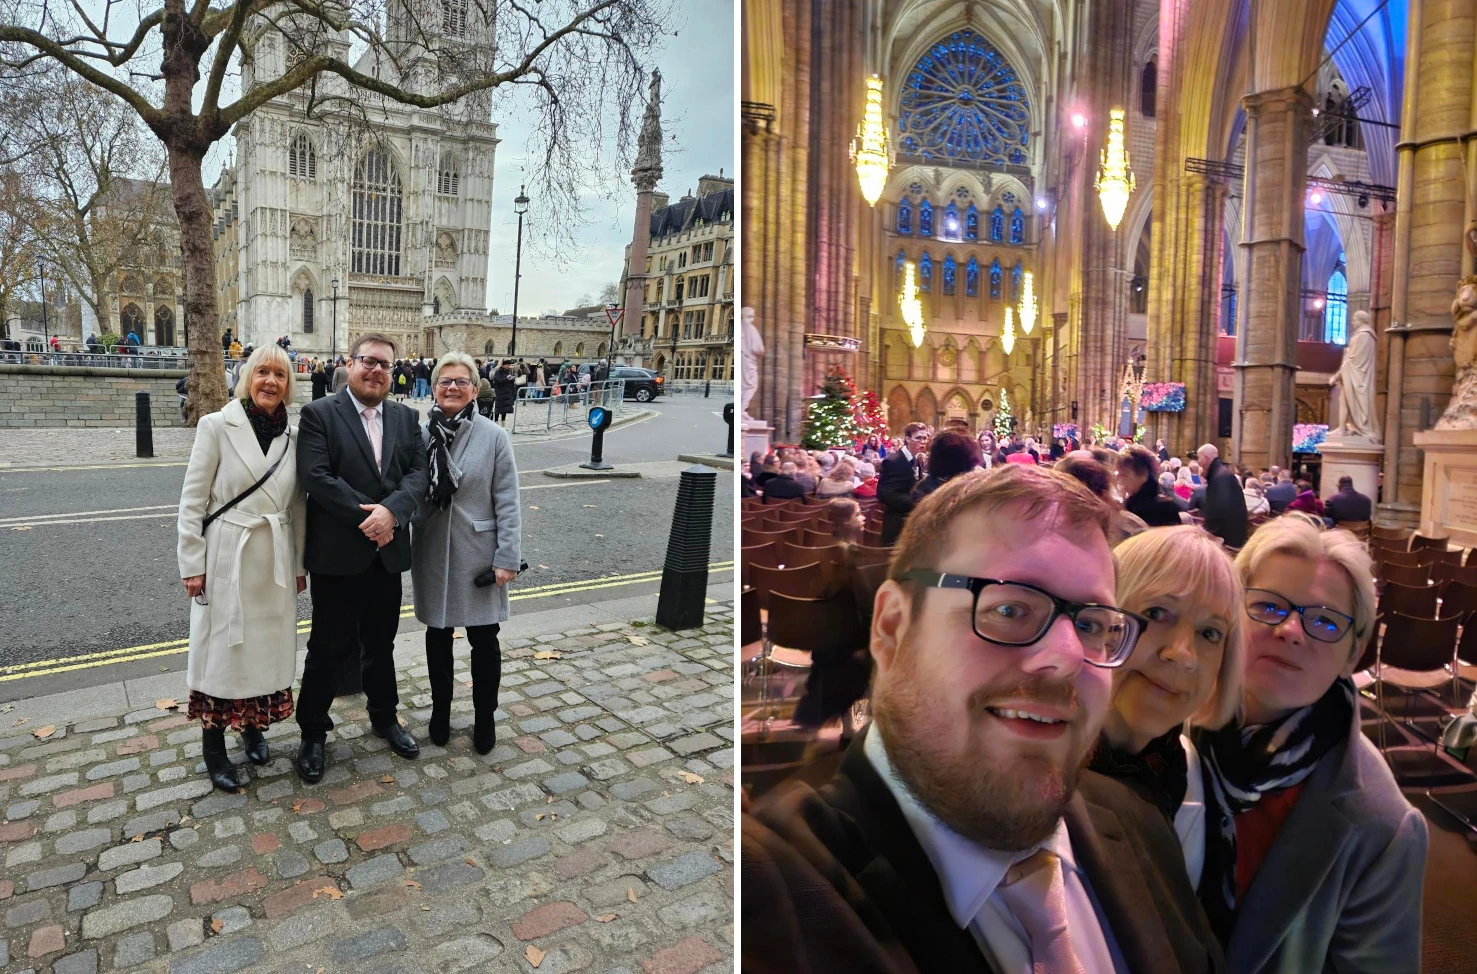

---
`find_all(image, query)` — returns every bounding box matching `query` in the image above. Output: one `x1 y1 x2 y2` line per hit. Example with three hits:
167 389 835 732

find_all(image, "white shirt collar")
863 725 1080 931
901 446 915 462
347 389 381 418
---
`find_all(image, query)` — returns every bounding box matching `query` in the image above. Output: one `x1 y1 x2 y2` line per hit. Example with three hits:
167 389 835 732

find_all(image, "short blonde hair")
1116 526 1245 729
431 352 478 387
236 343 297 405
1234 514 1376 664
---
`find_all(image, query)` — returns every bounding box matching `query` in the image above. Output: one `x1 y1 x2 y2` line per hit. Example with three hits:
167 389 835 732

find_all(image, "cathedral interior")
740 0 1477 531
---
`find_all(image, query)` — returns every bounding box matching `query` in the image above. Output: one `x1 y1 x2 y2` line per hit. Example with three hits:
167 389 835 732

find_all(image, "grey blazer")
409 414 522 629
1225 708 1427 974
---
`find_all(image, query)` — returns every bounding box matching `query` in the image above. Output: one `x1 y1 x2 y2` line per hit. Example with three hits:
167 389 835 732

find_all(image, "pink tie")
362 407 382 468
995 850 1089 974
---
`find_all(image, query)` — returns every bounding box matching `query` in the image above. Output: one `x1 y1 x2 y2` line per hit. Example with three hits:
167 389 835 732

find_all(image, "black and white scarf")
1191 677 1355 942
426 401 476 510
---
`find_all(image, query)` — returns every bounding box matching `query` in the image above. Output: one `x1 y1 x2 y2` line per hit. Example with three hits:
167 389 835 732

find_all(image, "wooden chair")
1411 534 1453 553
1438 563 1477 589
1441 580 1477 621
1379 548 1435 568
1333 520 1372 542
1437 547 1468 567
801 528 843 548
1377 580 1439 620
740 586 762 646
1373 611 1462 742
852 544 894 566
740 542 782 587
754 590 870 732
748 561 830 603
1372 524 1413 546
1381 562 1432 588
786 544 848 579
742 527 800 550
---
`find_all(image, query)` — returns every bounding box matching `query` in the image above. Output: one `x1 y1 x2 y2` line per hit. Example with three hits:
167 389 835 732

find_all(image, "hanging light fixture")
1019 271 1037 335
899 260 925 348
1095 108 1135 231
1001 306 1016 355
851 75 891 207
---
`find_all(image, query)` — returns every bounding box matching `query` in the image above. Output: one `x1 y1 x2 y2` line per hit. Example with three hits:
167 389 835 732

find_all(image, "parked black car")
577 364 664 402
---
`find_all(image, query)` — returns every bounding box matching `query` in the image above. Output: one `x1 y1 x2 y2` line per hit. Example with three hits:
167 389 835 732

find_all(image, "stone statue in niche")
741 305 764 425
1437 276 1477 430
1328 309 1380 440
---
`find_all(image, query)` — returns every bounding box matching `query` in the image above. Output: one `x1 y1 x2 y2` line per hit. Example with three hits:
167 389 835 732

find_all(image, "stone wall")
0 364 311 428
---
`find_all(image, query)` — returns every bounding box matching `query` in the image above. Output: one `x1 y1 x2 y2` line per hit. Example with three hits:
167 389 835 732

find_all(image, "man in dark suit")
762 462 806 502
1196 443 1247 548
743 465 1224 974
878 423 929 545
1325 475 1373 525
295 333 430 783
1264 471 1297 513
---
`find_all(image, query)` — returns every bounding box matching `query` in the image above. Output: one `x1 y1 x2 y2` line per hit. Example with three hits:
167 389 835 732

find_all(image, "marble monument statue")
1328 309 1380 441
741 306 764 424
1438 276 1477 430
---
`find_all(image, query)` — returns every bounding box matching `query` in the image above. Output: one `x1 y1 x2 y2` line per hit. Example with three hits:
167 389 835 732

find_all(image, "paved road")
0 398 735 698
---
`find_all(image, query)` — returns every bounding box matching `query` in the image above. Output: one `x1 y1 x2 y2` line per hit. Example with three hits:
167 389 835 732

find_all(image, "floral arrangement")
1090 422 1110 443
1134 424 1147 443
1140 382 1186 412
1292 423 1329 454
1053 423 1079 440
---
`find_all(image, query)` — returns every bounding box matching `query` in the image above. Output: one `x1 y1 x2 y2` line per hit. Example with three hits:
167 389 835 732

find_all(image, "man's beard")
350 375 389 406
872 647 1094 851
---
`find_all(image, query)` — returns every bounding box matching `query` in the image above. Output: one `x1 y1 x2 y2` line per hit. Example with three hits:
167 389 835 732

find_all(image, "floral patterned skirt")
188 688 294 731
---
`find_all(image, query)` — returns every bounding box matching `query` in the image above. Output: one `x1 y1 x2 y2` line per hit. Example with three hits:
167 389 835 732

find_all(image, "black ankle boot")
201 727 240 793
428 703 450 747
473 718 495 755
240 727 269 765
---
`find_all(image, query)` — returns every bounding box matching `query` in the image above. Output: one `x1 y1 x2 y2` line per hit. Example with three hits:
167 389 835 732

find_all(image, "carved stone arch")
292 268 317 335
941 386 974 427
120 302 144 336
433 276 457 313
119 275 142 295
288 131 317 178
959 337 982 384
936 171 990 203
485 340 497 356
434 231 458 268
289 218 318 260
986 174 1033 212
153 305 175 345
1121 184 1154 269
152 275 173 296
886 385 913 435
553 341 564 357
914 387 939 428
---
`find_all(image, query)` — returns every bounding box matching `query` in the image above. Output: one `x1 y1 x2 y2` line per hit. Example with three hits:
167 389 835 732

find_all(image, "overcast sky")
484 2 734 317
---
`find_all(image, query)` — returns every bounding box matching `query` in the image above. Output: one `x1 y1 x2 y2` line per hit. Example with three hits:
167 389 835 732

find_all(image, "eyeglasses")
897 570 1146 667
435 378 473 390
1244 588 1355 643
352 355 393 373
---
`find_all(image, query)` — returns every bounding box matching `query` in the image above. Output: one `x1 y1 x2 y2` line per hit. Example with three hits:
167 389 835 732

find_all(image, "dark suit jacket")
297 389 429 576
1264 481 1297 513
743 732 1225 974
763 474 806 502
1200 458 1247 547
1325 488 1372 525
877 450 920 545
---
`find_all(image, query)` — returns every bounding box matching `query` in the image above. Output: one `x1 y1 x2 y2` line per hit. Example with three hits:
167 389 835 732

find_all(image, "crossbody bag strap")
201 435 289 535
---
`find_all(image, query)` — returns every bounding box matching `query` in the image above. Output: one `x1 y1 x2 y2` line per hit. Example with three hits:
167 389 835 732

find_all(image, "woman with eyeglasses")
410 352 522 754
1191 514 1425 972
177 343 307 793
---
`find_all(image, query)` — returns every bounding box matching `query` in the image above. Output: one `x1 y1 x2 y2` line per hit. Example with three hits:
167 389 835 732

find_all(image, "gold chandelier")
1001 306 1016 355
1019 270 1037 335
851 75 891 207
1095 108 1135 231
899 260 925 347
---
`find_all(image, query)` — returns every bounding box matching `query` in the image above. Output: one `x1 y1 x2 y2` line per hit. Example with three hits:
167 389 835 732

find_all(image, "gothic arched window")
442 0 469 37
897 29 1031 166
965 204 979 240
896 250 907 287
1011 262 1023 302
289 134 316 179
303 288 314 333
990 206 1005 242
989 258 1002 299
1141 58 1158 118
1009 208 1025 245
437 152 459 196
351 148 404 276
919 252 933 292
1325 268 1348 344
919 200 934 237
942 201 961 241
942 255 957 295
897 198 912 234
966 256 980 296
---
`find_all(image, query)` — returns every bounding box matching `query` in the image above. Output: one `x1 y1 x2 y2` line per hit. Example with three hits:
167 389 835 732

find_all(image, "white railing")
497 379 627 434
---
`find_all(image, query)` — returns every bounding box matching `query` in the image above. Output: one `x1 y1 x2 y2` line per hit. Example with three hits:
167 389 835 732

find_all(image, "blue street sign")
588 406 609 430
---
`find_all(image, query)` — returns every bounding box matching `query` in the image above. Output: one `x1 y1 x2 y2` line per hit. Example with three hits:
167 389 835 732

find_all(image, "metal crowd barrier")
501 379 627 434
663 380 734 397
0 346 246 370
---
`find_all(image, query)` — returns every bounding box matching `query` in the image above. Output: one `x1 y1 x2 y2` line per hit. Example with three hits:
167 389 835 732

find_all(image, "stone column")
1232 86 1313 470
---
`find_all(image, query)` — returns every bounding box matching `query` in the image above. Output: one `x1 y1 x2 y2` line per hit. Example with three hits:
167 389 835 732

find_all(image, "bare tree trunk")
168 146 226 422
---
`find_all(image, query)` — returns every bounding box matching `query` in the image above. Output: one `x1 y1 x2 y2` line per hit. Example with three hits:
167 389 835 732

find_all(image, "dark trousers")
425 623 502 717
297 559 403 741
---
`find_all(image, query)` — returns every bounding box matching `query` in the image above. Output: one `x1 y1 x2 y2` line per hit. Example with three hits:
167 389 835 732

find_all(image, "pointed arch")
966 255 980 296
989 206 1005 242
1011 262 1024 302
887 385 913 435
989 258 1002 299
965 203 979 241
352 145 404 276
1009 208 1025 245
897 197 913 234
919 251 933 292
437 151 460 195
914 387 939 427
942 254 957 295
289 132 317 178
919 199 934 237
943 201 961 241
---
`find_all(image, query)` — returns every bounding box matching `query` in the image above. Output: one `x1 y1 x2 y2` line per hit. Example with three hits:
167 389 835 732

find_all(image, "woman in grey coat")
411 352 522 754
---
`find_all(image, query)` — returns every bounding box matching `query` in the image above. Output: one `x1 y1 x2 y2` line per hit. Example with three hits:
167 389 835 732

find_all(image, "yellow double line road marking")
0 561 735 683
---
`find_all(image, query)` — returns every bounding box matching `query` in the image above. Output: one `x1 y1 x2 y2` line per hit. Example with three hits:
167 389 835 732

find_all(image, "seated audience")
1242 477 1270 516
913 430 983 502
822 497 866 545
1264 472 1297 514
763 461 807 503
1176 466 1196 501
1324 475 1372 526
1119 444 1184 527
816 459 860 498
1286 480 1324 517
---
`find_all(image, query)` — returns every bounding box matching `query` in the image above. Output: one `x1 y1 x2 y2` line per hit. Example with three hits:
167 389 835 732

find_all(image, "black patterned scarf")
427 400 477 510
1190 676 1355 943
1088 726 1189 825
244 399 288 455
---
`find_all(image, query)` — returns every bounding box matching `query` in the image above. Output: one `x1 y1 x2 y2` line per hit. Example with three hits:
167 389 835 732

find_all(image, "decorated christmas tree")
993 388 1013 440
802 365 861 449
853 389 888 441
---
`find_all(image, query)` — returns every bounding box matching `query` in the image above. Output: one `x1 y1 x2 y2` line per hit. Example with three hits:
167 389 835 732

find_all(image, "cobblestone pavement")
0 607 734 974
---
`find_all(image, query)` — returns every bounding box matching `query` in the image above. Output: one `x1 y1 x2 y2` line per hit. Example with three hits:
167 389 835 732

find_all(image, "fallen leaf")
537 564 549 569
549 813 557 820
210 918 224 934
398 715 407 727
464 856 476 866
535 813 545 821
13 717 26 725
380 775 394 783
464 681 474 688
311 886 342 900
32 725 55 739
453 632 464 640
533 650 562 660
583 504 597 508
131 834 144 843
402 879 421 890
679 771 704 785
0 704 12 713
11 526 30 531
596 914 617 923
626 635 649 646
529 506 540 511
290 800 306 813
594 534 604 538
421 904 431 911
156 698 178 710
626 888 639 903
546 796 553 804
525 945 546 968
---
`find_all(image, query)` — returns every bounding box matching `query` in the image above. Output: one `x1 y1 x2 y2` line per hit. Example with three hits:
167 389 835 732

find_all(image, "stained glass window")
898 198 912 234
920 252 933 292
897 30 1031 167
1002 191 1017 204
943 202 961 241
943 255 957 295
966 256 980 296
990 206 1005 242
920 200 934 237
1011 262 1023 302
1010 208 1025 244
352 148 403 276
1325 269 1348 345
896 250 907 286
989 258 1002 299
965 204 979 240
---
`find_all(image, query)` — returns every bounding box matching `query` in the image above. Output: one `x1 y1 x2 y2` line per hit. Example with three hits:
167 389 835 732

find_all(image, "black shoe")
473 718 495 756
201 727 240 794
240 727 269 765
296 739 325 783
373 721 420 759
428 704 450 748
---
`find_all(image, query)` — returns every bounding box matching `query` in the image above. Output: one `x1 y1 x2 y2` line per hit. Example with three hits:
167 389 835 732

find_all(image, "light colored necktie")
995 850 1089 974
362 407 382 468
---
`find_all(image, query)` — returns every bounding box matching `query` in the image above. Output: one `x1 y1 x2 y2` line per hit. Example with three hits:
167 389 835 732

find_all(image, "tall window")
989 258 1002 299
990 206 1005 242
1140 58 1158 117
303 289 314 333
942 255 957 295
437 152 459 195
1011 262 1023 302
1324 268 1348 344
289 134 316 178
896 29 1031 167
352 149 404 276
966 256 980 296
919 252 933 292
1009 208 1025 245
442 0 468 36
919 200 934 237
942 202 961 241
897 198 912 234
965 204 979 241
896 250 907 287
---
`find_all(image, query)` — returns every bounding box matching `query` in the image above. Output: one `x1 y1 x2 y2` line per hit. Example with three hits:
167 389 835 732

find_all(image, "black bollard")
656 464 717 631
719 402 734 458
704 379 711 398
580 405 614 470
135 391 154 458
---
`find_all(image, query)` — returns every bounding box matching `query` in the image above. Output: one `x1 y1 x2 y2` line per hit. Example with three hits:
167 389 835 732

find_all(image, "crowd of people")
176 334 523 793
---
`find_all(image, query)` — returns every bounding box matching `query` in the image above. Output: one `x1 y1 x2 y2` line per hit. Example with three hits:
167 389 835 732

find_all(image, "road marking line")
0 462 191 473
7 513 184 528
0 505 178 525
520 480 609 490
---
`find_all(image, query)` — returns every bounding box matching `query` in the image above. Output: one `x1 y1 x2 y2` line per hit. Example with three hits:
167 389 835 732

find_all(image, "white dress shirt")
864 728 1125 974
1176 734 1207 890
346 389 383 446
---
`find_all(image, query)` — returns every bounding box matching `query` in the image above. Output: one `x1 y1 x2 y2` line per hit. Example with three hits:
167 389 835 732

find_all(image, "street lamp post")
36 259 48 346
511 186 529 358
330 278 341 362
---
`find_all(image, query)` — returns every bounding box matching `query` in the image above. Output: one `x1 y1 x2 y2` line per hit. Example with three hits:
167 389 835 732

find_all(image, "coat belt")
215 507 294 646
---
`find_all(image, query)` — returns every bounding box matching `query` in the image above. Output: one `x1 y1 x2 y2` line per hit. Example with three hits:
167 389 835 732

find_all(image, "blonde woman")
177 344 307 793
1088 525 1243 889
815 458 858 497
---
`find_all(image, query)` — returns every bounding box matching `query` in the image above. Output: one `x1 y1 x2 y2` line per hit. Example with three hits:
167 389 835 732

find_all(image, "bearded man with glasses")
293 332 430 783
743 464 1224 974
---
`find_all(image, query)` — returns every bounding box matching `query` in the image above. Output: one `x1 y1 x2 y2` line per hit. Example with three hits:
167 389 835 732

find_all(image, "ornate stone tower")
621 70 664 341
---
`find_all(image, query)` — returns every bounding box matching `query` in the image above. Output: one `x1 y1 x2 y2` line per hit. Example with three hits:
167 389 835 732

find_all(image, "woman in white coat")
177 344 307 792
1087 525 1245 890
411 352 522 754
